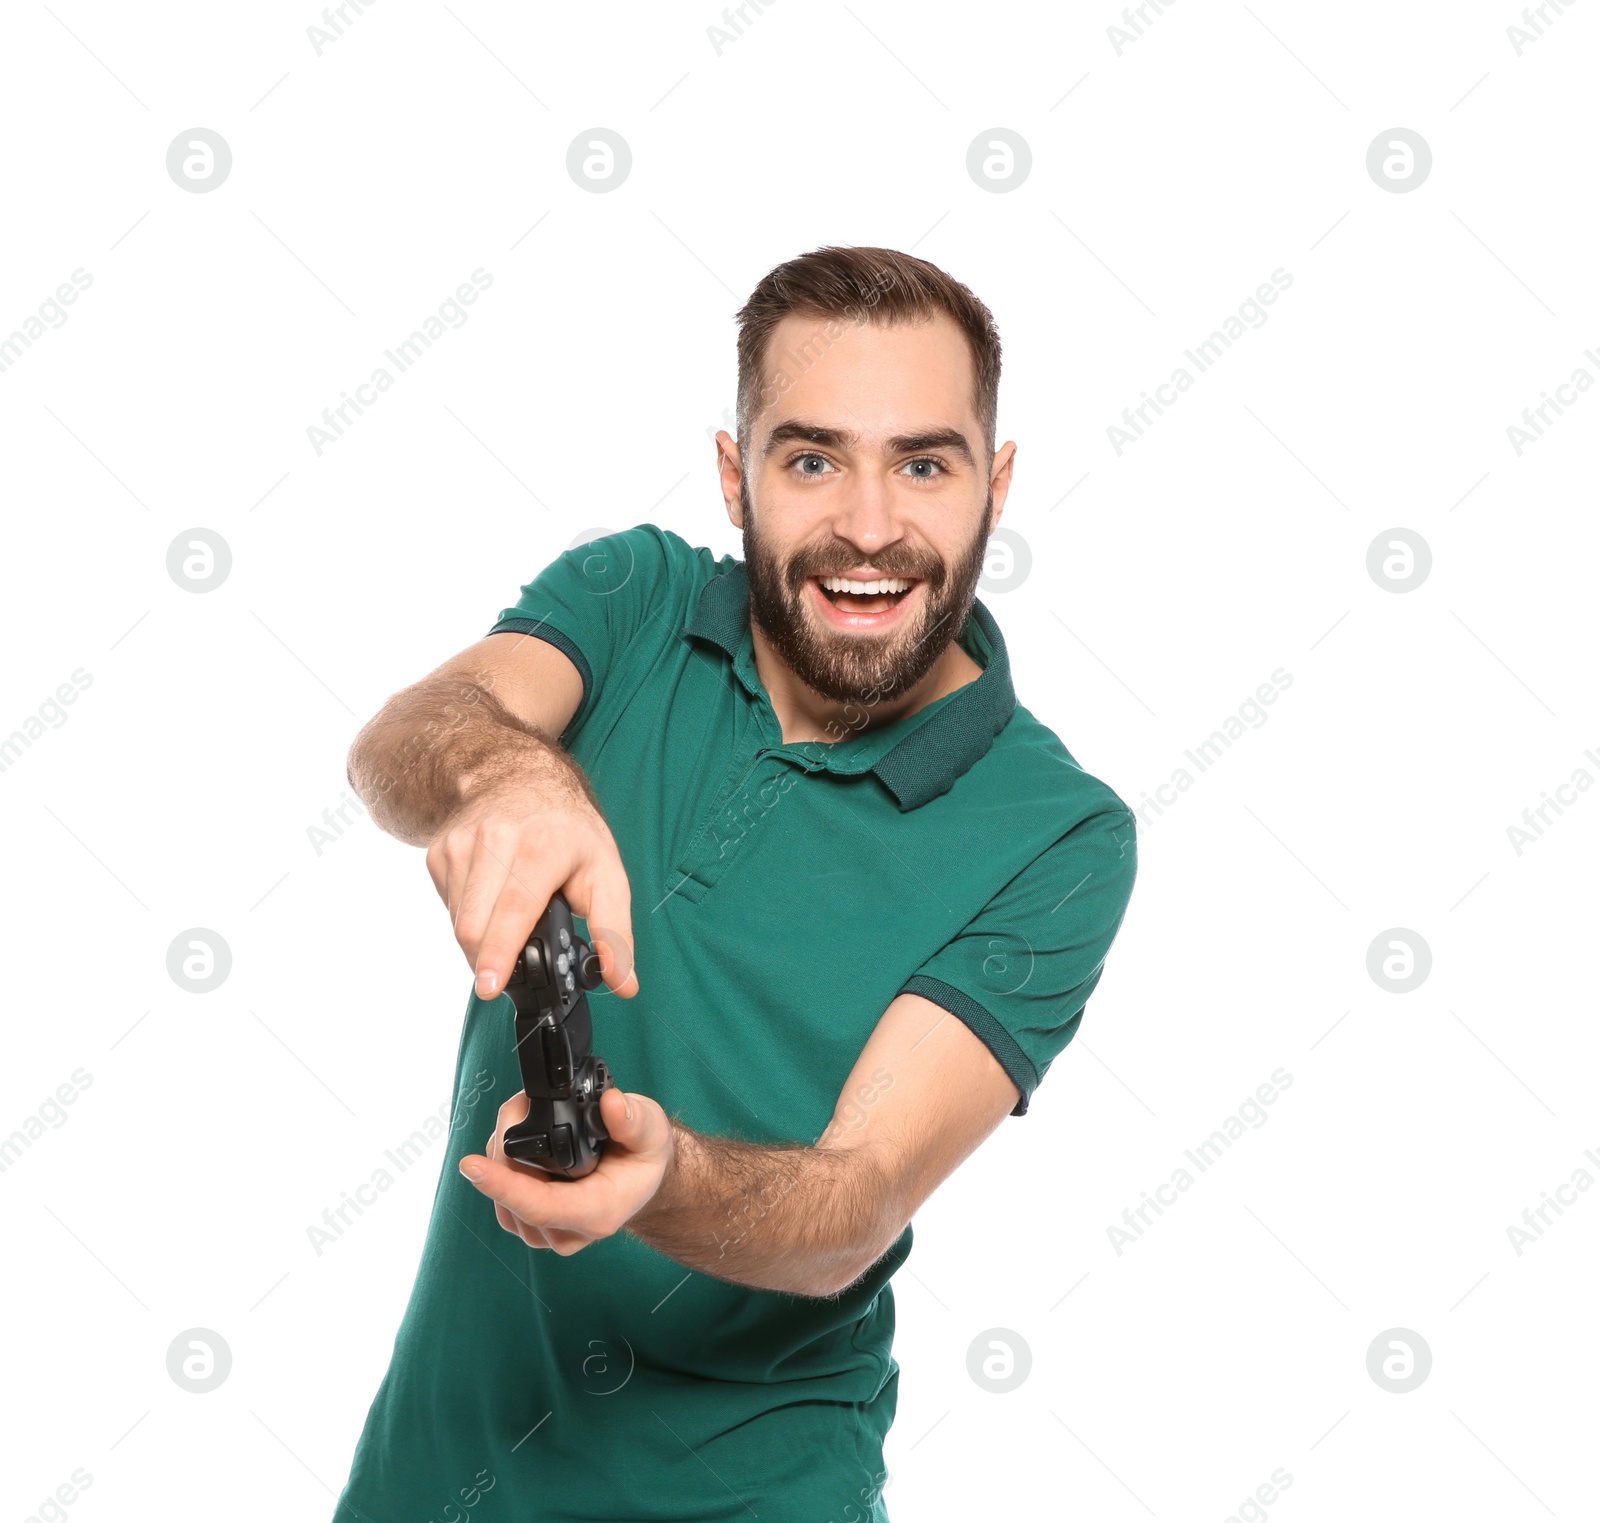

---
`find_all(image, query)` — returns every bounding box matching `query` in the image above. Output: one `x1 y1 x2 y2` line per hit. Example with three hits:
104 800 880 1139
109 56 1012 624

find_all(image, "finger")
484 1163 557 1246
573 859 638 999
425 823 476 930
493 1176 582 1250
516 1218 556 1251
451 827 521 991
458 1151 610 1237
493 1092 530 1133
481 1095 568 1218
486 1097 525 1238
473 847 566 1003
541 1228 593 1257
486 1121 531 1240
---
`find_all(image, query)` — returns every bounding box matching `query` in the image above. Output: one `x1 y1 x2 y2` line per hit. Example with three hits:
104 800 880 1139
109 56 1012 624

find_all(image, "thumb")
599 1087 663 1153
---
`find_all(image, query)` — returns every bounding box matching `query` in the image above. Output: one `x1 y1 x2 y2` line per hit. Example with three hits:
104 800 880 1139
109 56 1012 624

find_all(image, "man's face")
725 311 1013 707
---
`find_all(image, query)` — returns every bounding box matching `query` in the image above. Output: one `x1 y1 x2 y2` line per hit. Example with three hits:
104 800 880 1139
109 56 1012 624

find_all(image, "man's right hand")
349 632 635 1001
425 774 638 1003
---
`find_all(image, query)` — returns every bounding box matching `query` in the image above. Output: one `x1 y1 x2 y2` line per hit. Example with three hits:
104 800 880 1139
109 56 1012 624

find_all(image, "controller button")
559 927 571 949
551 1124 575 1169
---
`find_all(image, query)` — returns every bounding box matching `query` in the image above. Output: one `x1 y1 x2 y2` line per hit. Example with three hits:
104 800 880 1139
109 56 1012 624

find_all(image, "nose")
826 468 903 562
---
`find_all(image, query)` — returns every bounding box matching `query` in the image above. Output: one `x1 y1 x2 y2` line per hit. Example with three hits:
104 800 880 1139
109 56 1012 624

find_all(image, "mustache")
782 541 947 587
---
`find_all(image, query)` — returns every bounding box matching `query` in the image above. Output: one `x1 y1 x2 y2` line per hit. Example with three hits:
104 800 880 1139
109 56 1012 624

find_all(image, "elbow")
787 1273 857 1301
790 1163 912 1298
345 712 379 794
797 1261 879 1301
792 1233 902 1300
344 737 379 817
793 1272 856 1301
345 717 405 837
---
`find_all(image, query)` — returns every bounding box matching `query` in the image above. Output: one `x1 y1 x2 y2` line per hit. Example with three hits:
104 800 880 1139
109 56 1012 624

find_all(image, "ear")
716 430 746 529
988 440 1018 531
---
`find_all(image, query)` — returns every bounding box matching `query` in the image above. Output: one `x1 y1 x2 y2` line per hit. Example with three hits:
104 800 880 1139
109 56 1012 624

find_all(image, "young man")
335 246 1138 1522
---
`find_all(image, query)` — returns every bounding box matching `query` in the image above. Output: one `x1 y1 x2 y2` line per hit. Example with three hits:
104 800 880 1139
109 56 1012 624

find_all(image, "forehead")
755 310 979 442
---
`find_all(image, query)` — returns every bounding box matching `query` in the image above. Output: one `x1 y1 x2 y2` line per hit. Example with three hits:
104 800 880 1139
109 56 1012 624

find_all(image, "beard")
740 475 993 707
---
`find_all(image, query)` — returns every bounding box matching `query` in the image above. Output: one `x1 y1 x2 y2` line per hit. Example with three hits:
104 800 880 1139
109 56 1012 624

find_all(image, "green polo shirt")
333 525 1138 1523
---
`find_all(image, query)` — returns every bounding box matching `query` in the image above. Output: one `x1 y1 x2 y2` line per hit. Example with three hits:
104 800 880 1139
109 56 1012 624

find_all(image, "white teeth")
819 576 913 595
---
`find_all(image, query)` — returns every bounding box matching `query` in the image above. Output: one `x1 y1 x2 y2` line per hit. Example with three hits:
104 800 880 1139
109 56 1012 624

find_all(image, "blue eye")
903 457 942 479
798 455 830 474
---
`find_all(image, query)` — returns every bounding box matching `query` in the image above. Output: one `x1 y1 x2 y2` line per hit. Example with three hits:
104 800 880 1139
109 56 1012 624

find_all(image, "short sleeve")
486 524 694 735
901 807 1138 1116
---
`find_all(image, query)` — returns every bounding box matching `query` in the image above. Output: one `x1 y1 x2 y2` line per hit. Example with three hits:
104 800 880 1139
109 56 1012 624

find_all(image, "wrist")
630 1119 689 1235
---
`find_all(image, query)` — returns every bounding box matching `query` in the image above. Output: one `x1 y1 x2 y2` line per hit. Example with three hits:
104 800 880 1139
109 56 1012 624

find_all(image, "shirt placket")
668 739 832 902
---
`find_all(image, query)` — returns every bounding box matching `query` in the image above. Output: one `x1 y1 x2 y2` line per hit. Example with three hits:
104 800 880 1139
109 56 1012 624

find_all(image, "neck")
750 620 983 746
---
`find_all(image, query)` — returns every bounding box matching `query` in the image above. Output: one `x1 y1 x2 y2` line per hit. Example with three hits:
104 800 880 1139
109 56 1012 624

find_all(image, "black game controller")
501 894 615 1179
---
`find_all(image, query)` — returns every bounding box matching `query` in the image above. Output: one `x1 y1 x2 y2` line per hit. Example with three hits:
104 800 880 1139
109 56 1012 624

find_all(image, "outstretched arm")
460 990 1020 1298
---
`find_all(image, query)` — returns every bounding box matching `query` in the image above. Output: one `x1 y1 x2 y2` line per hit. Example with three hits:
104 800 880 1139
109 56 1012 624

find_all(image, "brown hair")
733 245 1003 458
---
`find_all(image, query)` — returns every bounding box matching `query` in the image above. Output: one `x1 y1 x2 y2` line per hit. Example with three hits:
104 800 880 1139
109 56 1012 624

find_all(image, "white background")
2 2 1597 1519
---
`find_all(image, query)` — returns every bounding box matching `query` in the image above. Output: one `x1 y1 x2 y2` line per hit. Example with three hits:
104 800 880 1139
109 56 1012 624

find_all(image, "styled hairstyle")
733 245 1003 458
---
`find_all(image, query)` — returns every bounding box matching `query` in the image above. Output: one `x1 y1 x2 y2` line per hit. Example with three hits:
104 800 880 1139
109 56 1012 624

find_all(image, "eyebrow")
762 419 975 468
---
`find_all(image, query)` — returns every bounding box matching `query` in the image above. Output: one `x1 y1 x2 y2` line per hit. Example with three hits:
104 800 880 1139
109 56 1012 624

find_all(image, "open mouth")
813 575 918 616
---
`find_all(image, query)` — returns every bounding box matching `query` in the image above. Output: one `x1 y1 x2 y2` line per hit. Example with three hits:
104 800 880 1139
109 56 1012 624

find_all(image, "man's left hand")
460 1088 673 1254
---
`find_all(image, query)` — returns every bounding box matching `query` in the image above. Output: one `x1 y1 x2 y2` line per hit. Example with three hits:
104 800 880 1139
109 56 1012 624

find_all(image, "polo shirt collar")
684 562 1017 810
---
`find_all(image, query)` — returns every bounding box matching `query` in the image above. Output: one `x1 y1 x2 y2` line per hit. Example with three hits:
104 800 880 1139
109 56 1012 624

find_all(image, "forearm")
628 1120 909 1298
347 672 590 846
